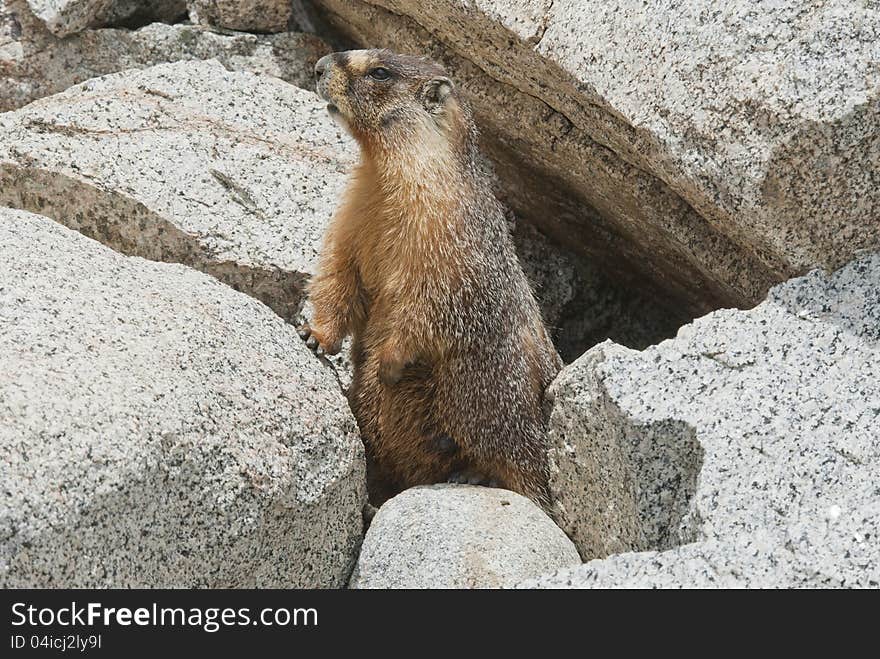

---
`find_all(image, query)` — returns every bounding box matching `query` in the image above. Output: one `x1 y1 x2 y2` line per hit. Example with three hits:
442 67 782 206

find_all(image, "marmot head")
314 49 466 154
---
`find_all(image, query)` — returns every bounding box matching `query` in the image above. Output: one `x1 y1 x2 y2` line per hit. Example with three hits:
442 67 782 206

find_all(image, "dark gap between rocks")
102 11 189 31
482 126 710 362
512 219 690 363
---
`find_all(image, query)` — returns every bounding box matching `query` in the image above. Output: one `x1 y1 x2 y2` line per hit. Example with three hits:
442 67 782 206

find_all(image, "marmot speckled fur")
300 49 562 506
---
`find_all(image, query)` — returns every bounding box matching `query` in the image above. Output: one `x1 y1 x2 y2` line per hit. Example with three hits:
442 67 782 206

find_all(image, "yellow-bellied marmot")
300 49 562 506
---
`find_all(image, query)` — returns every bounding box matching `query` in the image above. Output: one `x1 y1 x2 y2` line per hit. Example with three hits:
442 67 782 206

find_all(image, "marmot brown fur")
300 49 562 506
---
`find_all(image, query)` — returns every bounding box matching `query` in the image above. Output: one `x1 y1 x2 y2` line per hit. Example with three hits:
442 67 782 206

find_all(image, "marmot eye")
368 67 391 81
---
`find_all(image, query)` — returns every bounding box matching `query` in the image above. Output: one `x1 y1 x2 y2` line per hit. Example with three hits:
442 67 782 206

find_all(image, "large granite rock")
0 12 329 111
188 0 293 33
0 60 354 323
314 0 880 315
537 252 880 587
350 485 580 588
0 208 367 587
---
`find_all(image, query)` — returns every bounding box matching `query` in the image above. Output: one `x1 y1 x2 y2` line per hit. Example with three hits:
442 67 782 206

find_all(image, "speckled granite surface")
0 60 353 322
0 209 366 587
535 253 880 587
351 485 580 588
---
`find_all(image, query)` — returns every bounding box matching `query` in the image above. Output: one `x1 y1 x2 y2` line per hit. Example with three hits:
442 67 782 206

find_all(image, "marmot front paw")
297 323 342 357
378 343 414 386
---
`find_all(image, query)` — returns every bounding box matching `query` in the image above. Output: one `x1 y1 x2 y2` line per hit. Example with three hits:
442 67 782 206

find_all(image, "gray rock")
350 485 581 588
188 0 293 33
24 0 110 36
0 208 367 587
0 60 355 323
536 252 880 587
1 0 54 88
20 0 184 36
314 0 880 315
0 15 330 111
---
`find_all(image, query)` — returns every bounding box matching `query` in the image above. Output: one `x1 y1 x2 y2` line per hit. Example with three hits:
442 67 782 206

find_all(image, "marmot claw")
297 323 340 357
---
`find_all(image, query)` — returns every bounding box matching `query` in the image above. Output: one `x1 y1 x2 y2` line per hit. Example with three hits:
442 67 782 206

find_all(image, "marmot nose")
314 54 332 80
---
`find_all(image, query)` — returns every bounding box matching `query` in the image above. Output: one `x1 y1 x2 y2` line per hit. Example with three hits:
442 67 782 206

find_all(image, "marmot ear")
422 76 454 112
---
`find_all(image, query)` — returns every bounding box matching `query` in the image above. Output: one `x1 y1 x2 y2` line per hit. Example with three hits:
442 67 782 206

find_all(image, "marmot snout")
301 49 562 507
